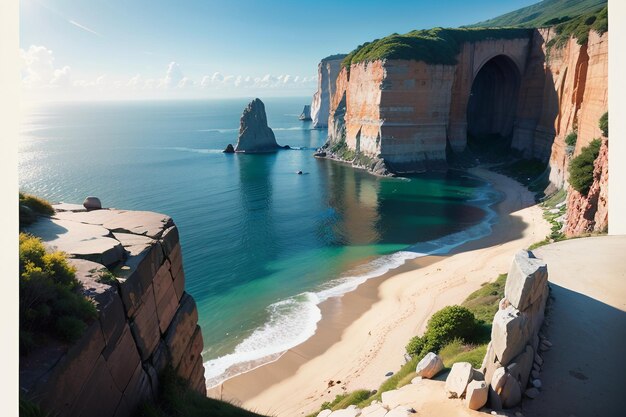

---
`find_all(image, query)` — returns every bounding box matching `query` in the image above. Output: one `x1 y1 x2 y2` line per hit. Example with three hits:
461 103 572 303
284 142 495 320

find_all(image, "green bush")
565 132 577 146
548 6 607 50
599 112 608 137
405 305 478 358
19 192 54 226
19 233 97 354
569 139 601 195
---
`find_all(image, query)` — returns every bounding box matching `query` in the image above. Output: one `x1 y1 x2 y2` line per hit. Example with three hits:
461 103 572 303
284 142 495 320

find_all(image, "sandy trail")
211 168 550 417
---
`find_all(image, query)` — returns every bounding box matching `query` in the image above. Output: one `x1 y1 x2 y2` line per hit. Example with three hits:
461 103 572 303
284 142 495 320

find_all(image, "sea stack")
299 105 312 121
234 98 279 153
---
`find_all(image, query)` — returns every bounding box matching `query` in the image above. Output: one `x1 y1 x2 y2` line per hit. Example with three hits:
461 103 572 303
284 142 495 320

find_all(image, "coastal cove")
19 98 502 391
213 168 550 417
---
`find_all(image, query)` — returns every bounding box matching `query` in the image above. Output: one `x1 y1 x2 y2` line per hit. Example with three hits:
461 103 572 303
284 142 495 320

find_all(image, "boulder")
525 387 540 399
466 380 488 410
360 402 388 417
83 196 102 210
445 362 473 398
531 379 542 389
234 98 280 153
505 251 548 311
500 373 522 408
506 345 534 390
490 367 507 394
491 306 530 365
223 144 235 153
415 352 444 379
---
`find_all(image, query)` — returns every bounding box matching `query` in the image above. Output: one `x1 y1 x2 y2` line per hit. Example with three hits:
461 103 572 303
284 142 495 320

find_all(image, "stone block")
101 210 173 239
160 225 180 256
104 324 141 392
445 362 473 398
168 243 183 274
112 396 131 417
505 250 548 311
491 306 530 365
466 380 488 410
68 355 123 417
31 320 105 415
144 363 159 399
360 402 388 417
122 362 153 413
500 373 522 408
164 294 199 369
171 261 186 301
154 270 178 334
188 355 207 396
129 284 160 361
415 352 444 379
506 345 534 390
151 340 170 373
177 325 204 381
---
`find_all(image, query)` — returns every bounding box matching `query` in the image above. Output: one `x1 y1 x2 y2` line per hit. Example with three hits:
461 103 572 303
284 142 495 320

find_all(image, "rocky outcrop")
565 137 608 235
20 203 206 417
479 250 549 409
235 98 279 153
311 54 347 128
299 105 312 121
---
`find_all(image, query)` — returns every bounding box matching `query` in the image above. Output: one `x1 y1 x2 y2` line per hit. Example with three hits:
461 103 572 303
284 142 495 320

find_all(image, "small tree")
569 139 601 195
565 132 577 147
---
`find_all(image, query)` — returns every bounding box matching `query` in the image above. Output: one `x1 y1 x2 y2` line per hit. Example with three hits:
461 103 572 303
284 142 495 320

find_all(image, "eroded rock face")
235 98 279 153
565 137 608 235
311 54 347 128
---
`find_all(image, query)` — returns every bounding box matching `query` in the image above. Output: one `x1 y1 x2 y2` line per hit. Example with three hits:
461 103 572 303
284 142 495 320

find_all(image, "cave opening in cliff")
466 55 521 158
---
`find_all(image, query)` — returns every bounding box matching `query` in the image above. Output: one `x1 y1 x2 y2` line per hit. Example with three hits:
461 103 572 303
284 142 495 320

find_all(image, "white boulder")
415 352 444 379
466 380 488 410
445 362 473 398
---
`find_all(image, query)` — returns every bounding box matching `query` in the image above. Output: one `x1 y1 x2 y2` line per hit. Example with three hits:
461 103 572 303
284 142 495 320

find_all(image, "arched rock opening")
466 55 521 151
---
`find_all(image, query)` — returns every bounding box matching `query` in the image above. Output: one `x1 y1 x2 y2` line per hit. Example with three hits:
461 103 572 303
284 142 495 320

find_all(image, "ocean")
18 97 501 387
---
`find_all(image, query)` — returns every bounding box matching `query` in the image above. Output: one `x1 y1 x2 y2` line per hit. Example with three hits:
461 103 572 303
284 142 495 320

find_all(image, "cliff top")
342 27 533 68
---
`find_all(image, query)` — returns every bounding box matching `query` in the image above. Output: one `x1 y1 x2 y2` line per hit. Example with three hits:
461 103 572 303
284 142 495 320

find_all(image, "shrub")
19 233 97 354
569 139 601 195
565 131 577 146
599 112 608 137
405 305 478 358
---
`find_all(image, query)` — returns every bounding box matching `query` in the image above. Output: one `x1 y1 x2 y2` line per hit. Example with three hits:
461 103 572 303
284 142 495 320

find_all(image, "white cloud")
20 45 57 87
160 61 184 88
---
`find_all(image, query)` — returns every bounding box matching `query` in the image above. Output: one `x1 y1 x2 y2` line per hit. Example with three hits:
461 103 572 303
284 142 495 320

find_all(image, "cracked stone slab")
54 209 172 239
25 217 124 267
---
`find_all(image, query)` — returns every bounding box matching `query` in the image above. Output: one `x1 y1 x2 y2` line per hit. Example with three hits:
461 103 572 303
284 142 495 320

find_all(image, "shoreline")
209 167 550 416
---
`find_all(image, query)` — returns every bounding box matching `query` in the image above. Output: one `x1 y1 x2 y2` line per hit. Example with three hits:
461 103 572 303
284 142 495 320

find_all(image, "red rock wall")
20 208 206 417
565 138 609 236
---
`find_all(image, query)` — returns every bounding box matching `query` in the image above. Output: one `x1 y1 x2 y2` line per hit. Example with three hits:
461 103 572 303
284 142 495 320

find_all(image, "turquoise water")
18 97 500 386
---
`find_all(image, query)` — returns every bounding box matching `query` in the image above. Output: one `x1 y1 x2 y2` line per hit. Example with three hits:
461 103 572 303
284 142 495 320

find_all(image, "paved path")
526 236 626 417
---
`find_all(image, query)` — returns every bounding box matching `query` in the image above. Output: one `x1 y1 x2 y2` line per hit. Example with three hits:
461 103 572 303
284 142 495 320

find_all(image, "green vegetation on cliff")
468 0 607 29
138 367 267 417
342 27 533 68
547 5 607 48
19 233 97 354
599 111 608 137
19 192 54 226
569 138 601 195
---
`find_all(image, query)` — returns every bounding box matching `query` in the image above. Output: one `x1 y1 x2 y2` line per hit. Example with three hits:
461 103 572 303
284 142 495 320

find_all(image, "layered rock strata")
21 204 206 417
310 54 347 129
235 98 280 153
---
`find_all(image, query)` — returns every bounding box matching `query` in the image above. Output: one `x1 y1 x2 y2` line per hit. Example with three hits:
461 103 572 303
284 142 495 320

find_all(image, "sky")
19 0 539 101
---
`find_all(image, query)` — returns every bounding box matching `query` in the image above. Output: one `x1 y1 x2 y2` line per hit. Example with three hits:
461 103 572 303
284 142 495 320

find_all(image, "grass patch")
439 339 488 369
137 367 267 417
19 233 97 355
19 192 54 226
547 6 607 50
462 273 506 327
359 356 421 407
342 27 532 68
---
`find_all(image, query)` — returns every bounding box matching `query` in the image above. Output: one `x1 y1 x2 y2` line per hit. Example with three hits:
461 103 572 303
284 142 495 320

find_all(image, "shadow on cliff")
24 216 69 240
523 283 626 417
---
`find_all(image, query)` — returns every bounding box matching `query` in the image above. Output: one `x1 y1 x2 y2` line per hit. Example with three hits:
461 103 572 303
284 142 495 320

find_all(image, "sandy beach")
209 167 551 417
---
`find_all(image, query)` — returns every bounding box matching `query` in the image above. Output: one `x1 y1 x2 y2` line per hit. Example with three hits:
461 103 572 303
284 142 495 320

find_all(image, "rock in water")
299 105 312 121
234 98 279 153
223 144 235 153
